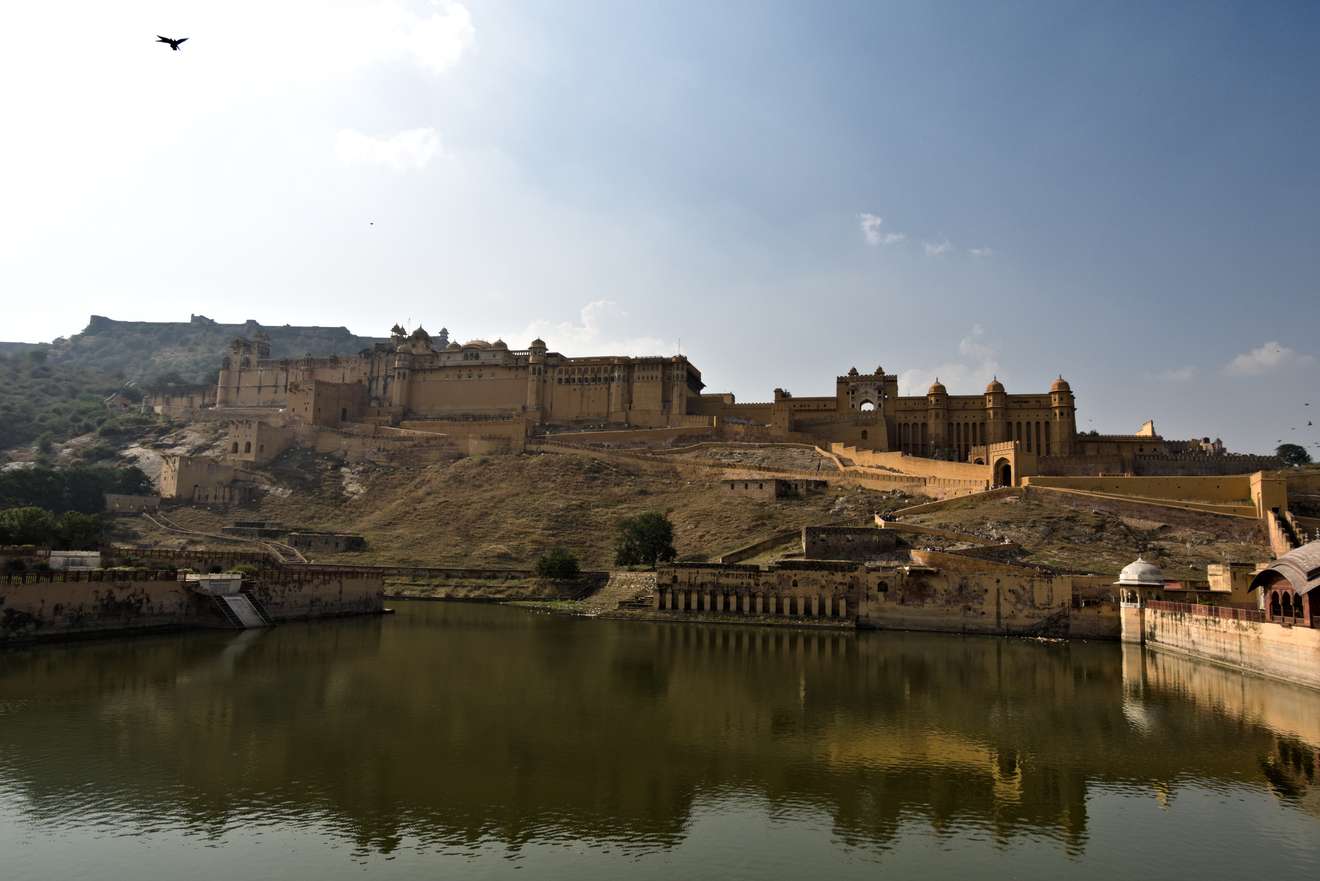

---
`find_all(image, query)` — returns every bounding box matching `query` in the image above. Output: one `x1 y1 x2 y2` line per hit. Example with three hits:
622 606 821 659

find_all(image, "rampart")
1142 602 1320 691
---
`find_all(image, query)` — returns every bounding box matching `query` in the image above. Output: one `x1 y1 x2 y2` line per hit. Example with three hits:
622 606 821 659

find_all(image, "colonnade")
655 588 850 621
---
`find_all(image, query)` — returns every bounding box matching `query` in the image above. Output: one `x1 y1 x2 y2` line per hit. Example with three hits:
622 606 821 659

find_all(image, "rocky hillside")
10 314 394 385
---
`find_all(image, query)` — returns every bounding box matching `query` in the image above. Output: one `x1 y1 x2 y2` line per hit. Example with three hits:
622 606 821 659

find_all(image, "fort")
182 326 1274 489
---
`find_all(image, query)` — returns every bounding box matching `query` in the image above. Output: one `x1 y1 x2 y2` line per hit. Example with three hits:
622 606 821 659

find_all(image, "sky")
1 1 1317 454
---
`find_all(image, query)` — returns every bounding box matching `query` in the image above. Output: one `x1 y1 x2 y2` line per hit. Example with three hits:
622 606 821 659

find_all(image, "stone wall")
0 567 384 644
801 526 899 561
1143 604 1320 691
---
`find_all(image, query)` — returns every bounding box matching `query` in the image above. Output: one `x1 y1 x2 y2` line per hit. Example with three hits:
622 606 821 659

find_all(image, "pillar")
703 592 711 612
689 590 698 611
755 594 763 614
1119 589 1144 644
838 597 846 618
715 593 724 612
742 594 751 614
824 595 834 618
810 595 820 617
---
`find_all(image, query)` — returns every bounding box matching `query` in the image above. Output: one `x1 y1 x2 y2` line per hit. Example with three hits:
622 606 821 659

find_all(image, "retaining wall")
1144 605 1320 690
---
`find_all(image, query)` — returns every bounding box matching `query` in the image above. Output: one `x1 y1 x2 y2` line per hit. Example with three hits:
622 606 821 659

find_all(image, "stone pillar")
755 594 763 614
689 590 698 612
810 595 820 617
1119 589 1144 644
675 590 684 612
715 593 724 612
838 597 846 618
663 590 672 610
652 589 661 610
703 592 711 612
742 594 751 614
824 595 834 618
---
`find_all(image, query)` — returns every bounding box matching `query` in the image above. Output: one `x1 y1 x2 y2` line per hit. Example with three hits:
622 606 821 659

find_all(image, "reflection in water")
0 603 1318 879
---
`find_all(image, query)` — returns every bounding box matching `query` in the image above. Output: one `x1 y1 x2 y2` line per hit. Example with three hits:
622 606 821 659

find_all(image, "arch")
973 458 985 465
994 458 1012 488
859 400 876 412
1282 593 1294 618
244 441 252 453
1270 591 1282 619
231 442 239 453
860 429 868 440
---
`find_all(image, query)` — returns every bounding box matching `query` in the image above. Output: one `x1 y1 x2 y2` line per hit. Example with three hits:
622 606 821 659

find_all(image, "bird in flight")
156 35 189 51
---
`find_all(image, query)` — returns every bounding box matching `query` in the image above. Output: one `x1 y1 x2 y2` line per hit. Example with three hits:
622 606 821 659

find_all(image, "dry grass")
906 490 1269 578
128 446 918 569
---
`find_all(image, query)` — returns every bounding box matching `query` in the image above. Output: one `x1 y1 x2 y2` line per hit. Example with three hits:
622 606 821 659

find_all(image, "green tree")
535 546 581 579
1277 443 1312 467
57 511 105 549
614 512 677 568
0 507 59 546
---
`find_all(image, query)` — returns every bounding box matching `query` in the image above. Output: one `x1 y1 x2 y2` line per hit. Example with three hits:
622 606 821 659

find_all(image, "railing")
1146 600 1265 623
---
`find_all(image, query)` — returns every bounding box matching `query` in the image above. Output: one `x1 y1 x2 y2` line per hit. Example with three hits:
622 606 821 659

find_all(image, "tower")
1050 376 1076 456
926 379 948 458
985 376 1007 445
525 338 547 422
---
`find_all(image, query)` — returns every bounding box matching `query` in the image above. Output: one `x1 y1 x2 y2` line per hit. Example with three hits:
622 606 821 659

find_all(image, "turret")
1050 375 1075 455
526 338 547 419
925 378 948 457
985 376 1007 444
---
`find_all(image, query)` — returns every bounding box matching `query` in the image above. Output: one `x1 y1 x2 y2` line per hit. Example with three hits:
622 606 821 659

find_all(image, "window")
244 441 252 453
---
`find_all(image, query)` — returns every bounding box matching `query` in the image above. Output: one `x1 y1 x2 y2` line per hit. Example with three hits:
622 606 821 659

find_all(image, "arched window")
244 441 252 453
231 442 238 453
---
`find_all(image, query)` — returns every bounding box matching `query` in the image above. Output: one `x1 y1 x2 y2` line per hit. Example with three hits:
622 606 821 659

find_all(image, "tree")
1277 443 1312 467
614 512 677 568
0 507 59 546
57 511 105 549
535 547 581 580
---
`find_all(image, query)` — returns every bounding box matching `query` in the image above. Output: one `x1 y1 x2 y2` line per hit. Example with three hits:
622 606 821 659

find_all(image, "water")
1 602 1317 880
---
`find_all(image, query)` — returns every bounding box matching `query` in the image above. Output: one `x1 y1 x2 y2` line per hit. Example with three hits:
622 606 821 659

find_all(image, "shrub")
614 512 677 568
535 547 581 580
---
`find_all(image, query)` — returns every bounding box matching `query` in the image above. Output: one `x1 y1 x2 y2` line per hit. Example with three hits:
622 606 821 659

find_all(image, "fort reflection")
0 604 1316 857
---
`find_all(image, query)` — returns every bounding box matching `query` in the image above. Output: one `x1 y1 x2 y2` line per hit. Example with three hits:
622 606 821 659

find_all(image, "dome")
1116 557 1165 587
492 339 508 349
446 342 461 351
408 326 430 343
530 338 547 349
927 378 947 396
848 366 859 377
463 339 491 348
1051 375 1071 393
986 377 1005 394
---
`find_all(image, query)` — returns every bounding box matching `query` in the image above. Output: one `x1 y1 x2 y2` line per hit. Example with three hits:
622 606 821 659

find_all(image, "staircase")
212 593 273 629
584 571 658 614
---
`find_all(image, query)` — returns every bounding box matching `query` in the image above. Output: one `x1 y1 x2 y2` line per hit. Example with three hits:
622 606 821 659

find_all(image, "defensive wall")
1137 601 1320 691
653 550 1121 639
0 566 385 644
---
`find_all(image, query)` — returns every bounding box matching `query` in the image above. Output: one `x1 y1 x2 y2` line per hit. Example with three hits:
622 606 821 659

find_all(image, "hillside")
123 446 911 569
15 314 395 385
0 351 138 455
906 489 1267 579
117 442 1274 578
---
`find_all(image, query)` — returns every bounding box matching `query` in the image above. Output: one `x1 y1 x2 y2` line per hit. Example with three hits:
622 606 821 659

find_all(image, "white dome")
1117 557 1164 587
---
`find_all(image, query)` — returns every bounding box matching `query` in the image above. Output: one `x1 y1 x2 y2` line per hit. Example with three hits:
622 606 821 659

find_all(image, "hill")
0 350 137 454
18 314 395 385
118 441 1272 577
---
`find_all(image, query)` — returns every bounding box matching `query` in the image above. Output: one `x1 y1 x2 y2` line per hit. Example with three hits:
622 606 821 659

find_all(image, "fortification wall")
0 572 188 643
832 444 992 486
1144 606 1320 690
0 567 384 643
1020 474 1253 503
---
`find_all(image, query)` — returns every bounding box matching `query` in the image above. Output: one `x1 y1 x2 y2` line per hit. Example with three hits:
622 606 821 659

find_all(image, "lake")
1 601 1317 879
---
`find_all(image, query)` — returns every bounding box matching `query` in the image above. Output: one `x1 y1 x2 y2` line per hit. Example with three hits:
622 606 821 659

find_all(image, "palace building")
206 326 1271 476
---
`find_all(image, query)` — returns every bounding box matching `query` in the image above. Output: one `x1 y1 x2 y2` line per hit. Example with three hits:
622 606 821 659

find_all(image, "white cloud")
924 240 953 257
968 247 993 258
1224 341 1316 376
858 212 905 246
336 128 441 170
511 301 670 357
1156 365 1197 383
900 325 1001 395
406 2 476 74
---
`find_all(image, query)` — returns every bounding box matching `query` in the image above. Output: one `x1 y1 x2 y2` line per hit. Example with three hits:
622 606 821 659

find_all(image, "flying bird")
156 35 189 51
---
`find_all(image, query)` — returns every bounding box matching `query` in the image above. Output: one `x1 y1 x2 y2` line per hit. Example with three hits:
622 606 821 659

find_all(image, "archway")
994 458 1012 488
859 400 876 412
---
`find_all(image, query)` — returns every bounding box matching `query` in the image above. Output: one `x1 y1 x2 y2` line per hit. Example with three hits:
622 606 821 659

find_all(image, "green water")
1 602 1317 879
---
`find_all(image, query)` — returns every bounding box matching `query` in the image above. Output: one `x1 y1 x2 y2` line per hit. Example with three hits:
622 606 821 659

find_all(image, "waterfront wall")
1143 604 1320 690
653 552 1122 639
0 568 385 644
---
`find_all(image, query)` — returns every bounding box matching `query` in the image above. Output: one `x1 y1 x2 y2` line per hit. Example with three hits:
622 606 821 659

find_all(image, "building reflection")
0 605 1317 856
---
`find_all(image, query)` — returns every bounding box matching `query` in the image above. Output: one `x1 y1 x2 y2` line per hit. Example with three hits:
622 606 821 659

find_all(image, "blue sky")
1 1 1317 453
